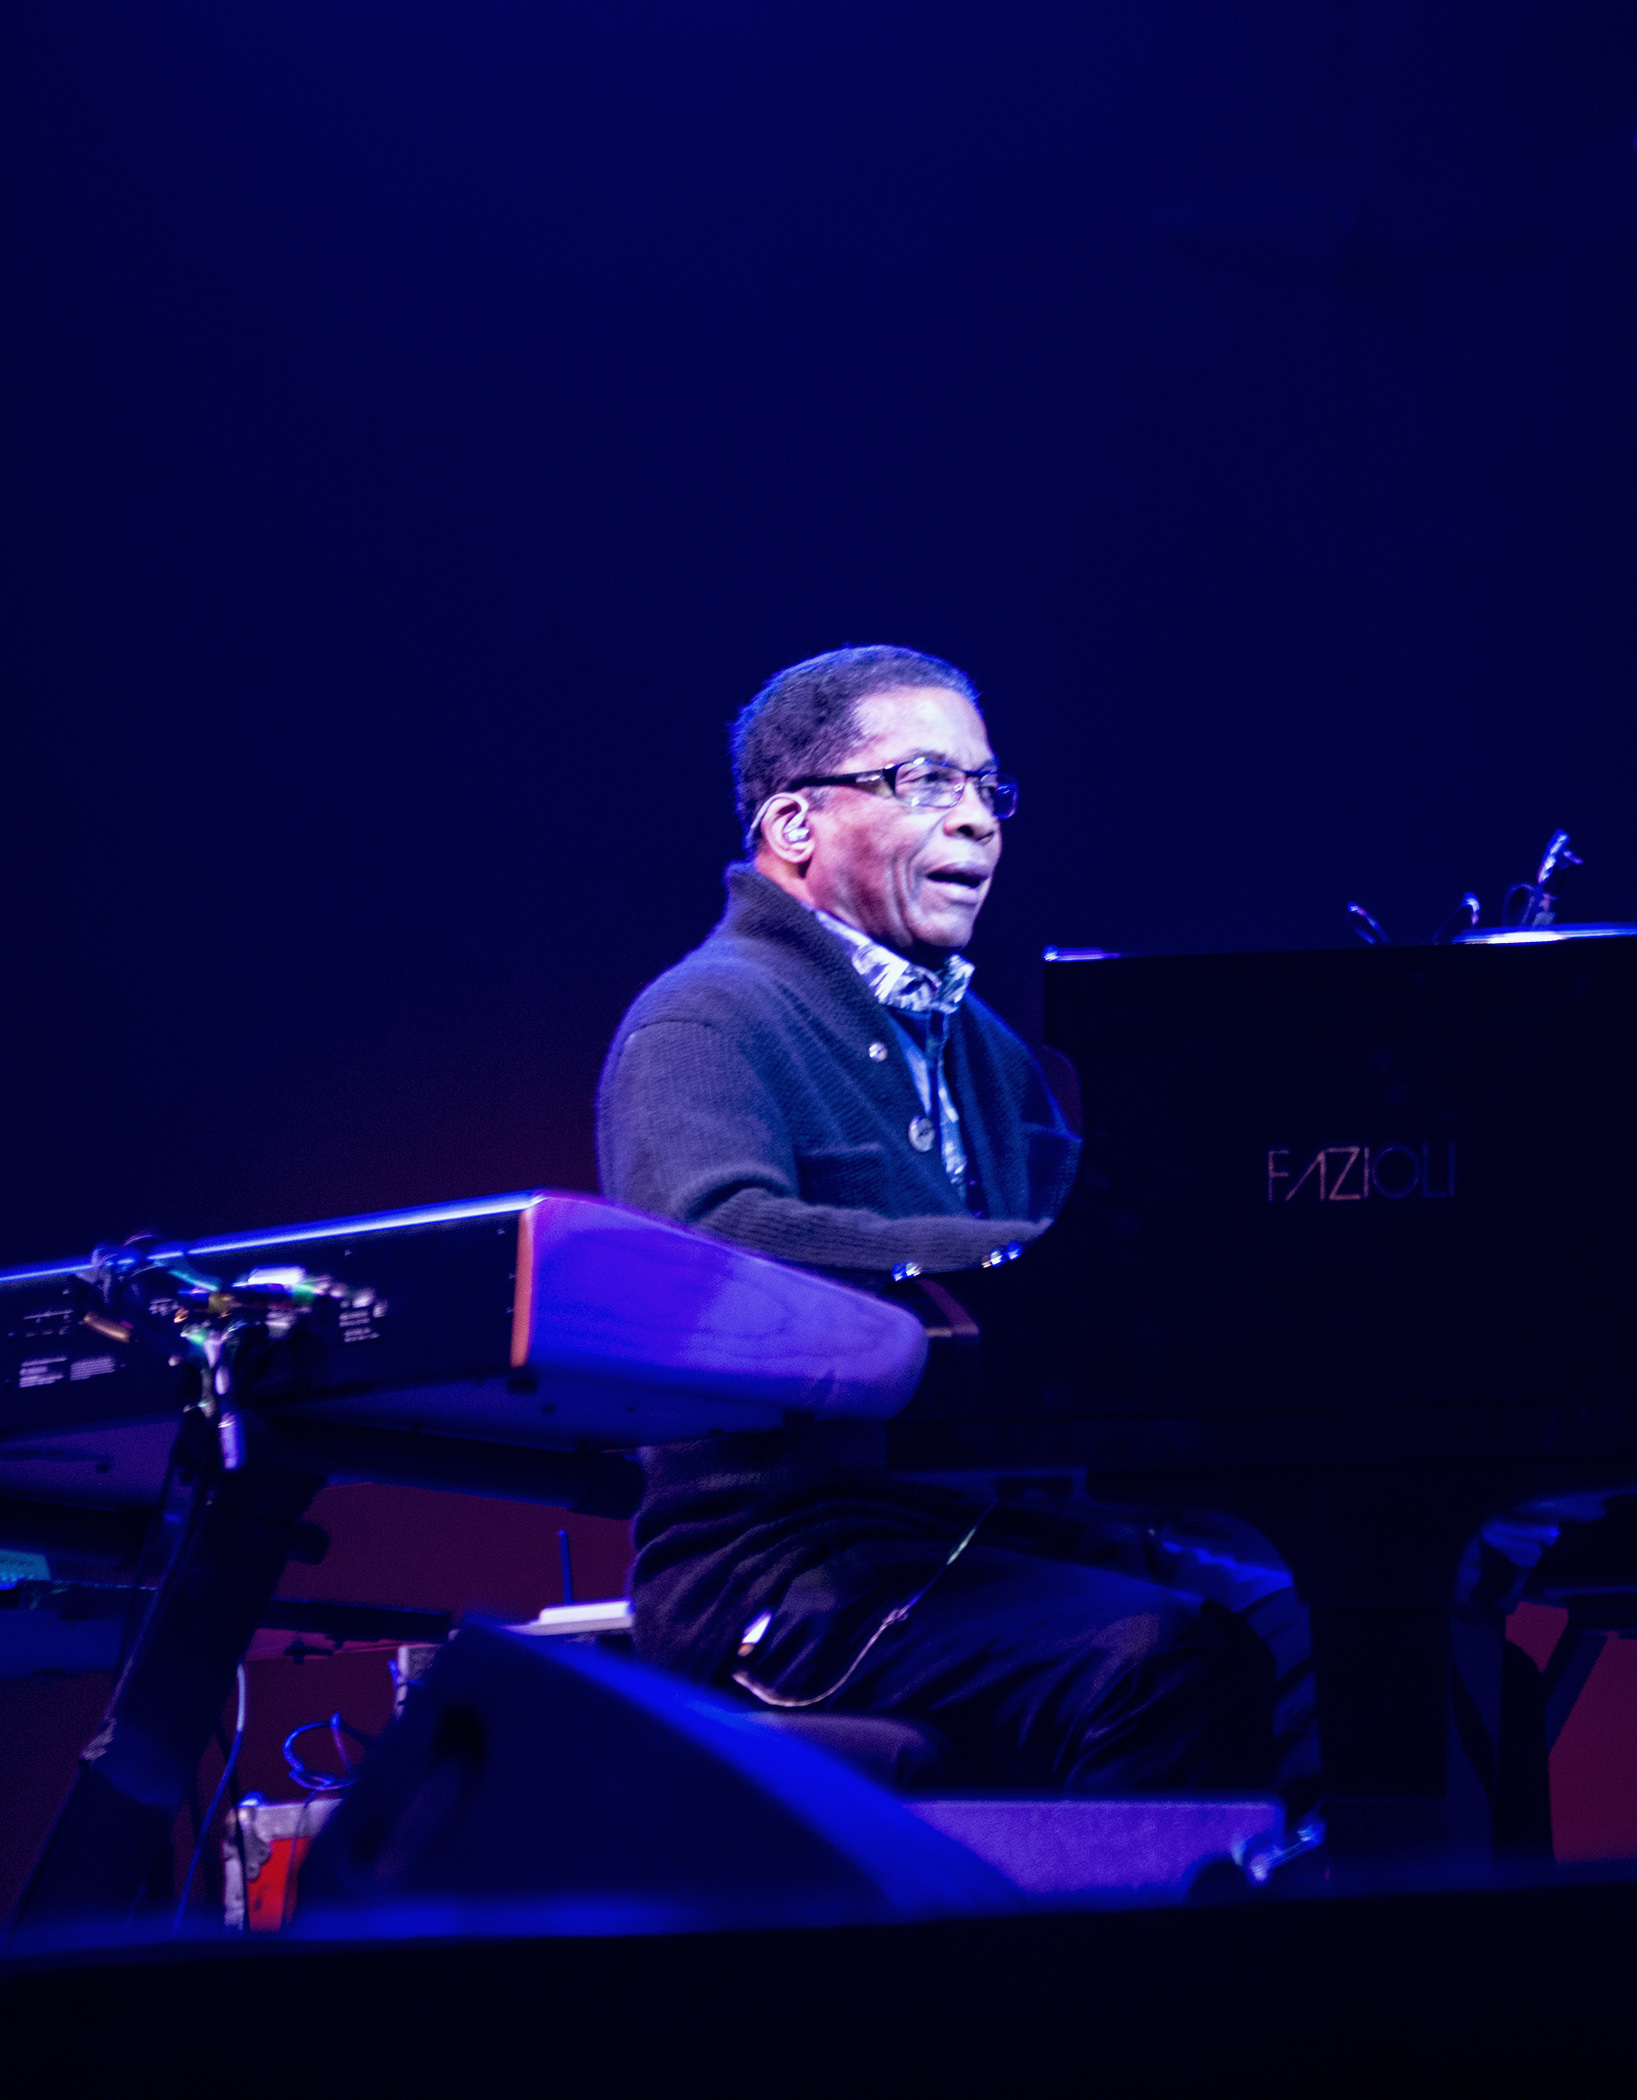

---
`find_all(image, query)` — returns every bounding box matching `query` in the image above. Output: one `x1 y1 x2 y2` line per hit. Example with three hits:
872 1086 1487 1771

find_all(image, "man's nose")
944 782 997 838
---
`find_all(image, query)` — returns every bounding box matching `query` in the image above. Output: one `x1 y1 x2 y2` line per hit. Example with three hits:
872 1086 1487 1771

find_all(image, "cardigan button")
868 1040 889 1061
908 1115 936 1152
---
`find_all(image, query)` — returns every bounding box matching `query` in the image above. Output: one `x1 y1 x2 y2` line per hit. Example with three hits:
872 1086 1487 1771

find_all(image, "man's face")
779 685 1003 963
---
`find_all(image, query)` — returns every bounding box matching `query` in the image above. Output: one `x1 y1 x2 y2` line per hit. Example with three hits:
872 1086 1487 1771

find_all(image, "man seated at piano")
598 645 1315 1806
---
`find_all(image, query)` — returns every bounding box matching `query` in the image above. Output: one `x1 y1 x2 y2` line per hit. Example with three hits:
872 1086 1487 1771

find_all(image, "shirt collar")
809 907 975 1017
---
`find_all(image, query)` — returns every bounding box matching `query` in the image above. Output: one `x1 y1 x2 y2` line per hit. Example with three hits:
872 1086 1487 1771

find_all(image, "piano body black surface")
887 933 1637 1850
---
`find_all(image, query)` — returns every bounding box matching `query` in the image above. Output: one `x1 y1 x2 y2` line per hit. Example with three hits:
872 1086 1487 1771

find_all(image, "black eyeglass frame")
786 756 1019 818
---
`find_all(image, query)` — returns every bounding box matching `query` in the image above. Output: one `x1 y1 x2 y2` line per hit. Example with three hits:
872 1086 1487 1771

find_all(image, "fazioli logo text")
1267 1144 1455 1203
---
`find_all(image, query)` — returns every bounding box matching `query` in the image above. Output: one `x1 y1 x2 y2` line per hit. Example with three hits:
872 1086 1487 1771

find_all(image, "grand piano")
4 929 1633 1912
889 928 1637 1859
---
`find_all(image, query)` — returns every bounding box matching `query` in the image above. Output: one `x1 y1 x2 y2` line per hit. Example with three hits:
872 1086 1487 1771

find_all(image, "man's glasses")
787 757 1019 818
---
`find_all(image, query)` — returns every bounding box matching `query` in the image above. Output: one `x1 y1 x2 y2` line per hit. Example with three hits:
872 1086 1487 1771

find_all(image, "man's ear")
756 792 815 866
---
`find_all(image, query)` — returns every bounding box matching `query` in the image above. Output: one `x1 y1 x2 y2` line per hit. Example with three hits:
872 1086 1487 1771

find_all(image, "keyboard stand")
10 1407 325 1929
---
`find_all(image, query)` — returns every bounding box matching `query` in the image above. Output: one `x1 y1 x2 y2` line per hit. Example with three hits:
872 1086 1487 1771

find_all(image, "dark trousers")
730 1538 1318 1804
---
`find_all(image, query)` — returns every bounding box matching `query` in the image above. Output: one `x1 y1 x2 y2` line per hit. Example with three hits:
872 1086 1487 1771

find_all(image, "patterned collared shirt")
810 908 973 1198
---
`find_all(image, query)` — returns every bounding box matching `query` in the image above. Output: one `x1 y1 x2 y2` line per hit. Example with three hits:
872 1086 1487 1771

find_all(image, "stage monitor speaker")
295 1623 1017 1932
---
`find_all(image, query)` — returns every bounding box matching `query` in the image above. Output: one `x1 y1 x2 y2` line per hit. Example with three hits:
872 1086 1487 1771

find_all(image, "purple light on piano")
514 1195 928 1424
0 1191 548 1288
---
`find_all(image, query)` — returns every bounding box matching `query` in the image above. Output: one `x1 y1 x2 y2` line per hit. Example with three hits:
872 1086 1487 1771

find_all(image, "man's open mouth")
927 868 985 890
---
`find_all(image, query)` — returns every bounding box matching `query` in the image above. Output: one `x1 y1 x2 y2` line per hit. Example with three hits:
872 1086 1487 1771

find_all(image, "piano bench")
744 1712 953 1792
741 1730 1295 1903
904 1797 1290 1901
492 1616 1293 1895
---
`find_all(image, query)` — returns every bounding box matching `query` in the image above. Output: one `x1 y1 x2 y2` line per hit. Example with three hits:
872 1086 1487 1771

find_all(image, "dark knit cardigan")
596 864 1081 1676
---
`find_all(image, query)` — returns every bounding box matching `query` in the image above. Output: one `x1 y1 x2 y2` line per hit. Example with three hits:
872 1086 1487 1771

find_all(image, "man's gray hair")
730 644 979 852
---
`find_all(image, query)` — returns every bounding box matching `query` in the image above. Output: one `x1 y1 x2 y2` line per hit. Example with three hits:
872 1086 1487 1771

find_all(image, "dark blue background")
5 1 1634 1265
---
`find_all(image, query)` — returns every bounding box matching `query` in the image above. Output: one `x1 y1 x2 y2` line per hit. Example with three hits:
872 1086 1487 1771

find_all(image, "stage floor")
4 1870 1634 2095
